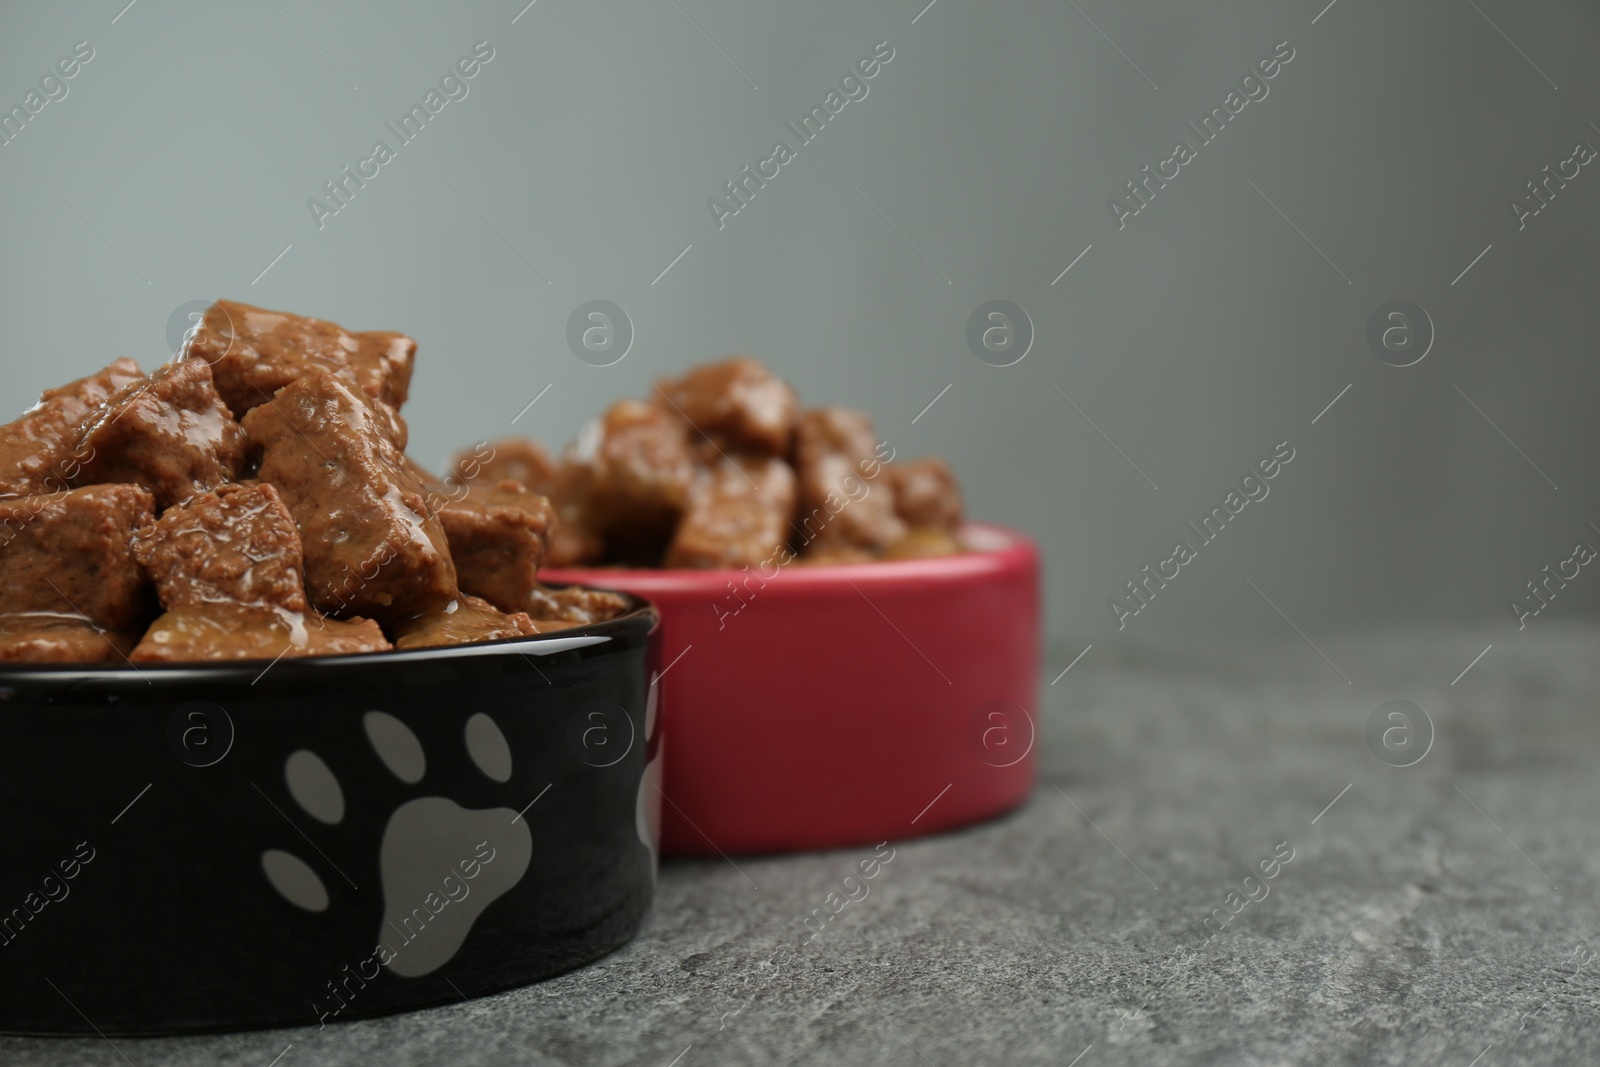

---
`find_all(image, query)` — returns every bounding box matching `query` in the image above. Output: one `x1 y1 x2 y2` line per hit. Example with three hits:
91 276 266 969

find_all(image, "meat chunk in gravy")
451 438 557 497
393 594 537 651
889 457 963 532
0 614 140 664
525 584 629 626
243 372 456 625
187 299 415 419
128 482 390 662
0 359 143 498
653 356 797 456
0 484 154 630
74 358 247 509
793 407 904 555
562 400 695 565
131 605 390 662
665 455 797 569
131 482 309 612
435 480 555 614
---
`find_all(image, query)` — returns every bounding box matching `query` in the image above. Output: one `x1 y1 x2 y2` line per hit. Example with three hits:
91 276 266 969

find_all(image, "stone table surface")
7 624 1599 1066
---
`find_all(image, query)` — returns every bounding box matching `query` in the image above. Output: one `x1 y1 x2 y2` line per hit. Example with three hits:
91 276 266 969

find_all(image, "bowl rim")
539 521 1036 592
0 590 657 684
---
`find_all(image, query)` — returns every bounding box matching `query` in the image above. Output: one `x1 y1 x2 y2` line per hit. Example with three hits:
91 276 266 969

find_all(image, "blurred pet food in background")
451 356 966 570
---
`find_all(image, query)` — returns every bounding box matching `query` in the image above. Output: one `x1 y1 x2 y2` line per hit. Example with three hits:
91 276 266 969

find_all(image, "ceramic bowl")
544 523 1039 855
0 596 659 1035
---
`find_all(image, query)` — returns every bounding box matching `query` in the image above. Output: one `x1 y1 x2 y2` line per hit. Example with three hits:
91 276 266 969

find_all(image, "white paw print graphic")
261 711 534 978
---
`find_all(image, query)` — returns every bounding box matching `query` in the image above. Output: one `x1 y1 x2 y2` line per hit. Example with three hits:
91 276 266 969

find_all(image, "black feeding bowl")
0 596 660 1035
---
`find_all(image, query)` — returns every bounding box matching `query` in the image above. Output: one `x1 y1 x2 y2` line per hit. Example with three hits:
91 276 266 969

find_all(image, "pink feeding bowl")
542 522 1040 855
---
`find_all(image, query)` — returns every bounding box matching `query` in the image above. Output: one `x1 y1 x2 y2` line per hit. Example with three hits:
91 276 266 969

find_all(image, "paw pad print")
260 711 533 978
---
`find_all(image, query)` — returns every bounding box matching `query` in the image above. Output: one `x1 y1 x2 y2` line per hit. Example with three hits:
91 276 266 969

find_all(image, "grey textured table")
7 625 1598 1066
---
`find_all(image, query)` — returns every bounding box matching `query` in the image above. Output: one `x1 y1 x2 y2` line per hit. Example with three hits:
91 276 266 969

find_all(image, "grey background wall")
3 0 1598 650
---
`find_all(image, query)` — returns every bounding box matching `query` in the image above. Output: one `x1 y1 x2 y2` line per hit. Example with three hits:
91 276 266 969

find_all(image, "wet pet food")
0 300 625 663
454 356 967 570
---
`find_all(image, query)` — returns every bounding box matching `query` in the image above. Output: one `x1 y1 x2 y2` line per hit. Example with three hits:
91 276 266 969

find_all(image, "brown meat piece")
129 482 393 662
450 438 557 497
524 618 584 634
0 359 143 498
0 615 139 664
653 357 798 455
796 542 876 566
73 359 247 510
403 457 554 610
544 517 604 567
435 480 554 613
526 584 629 626
890 457 963 531
685 432 744 469
393 595 536 651
543 463 605 566
0 484 154 630
243 372 456 625
365 395 411 452
131 483 308 612
131 605 390 662
793 408 904 552
401 456 456 517
665 456 797 569
563 400 696 564
187 299 415 422
883 527 964 561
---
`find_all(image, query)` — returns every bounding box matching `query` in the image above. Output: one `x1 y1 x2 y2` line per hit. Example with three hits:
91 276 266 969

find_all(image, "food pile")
0 300 624 664
451 356 965 571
